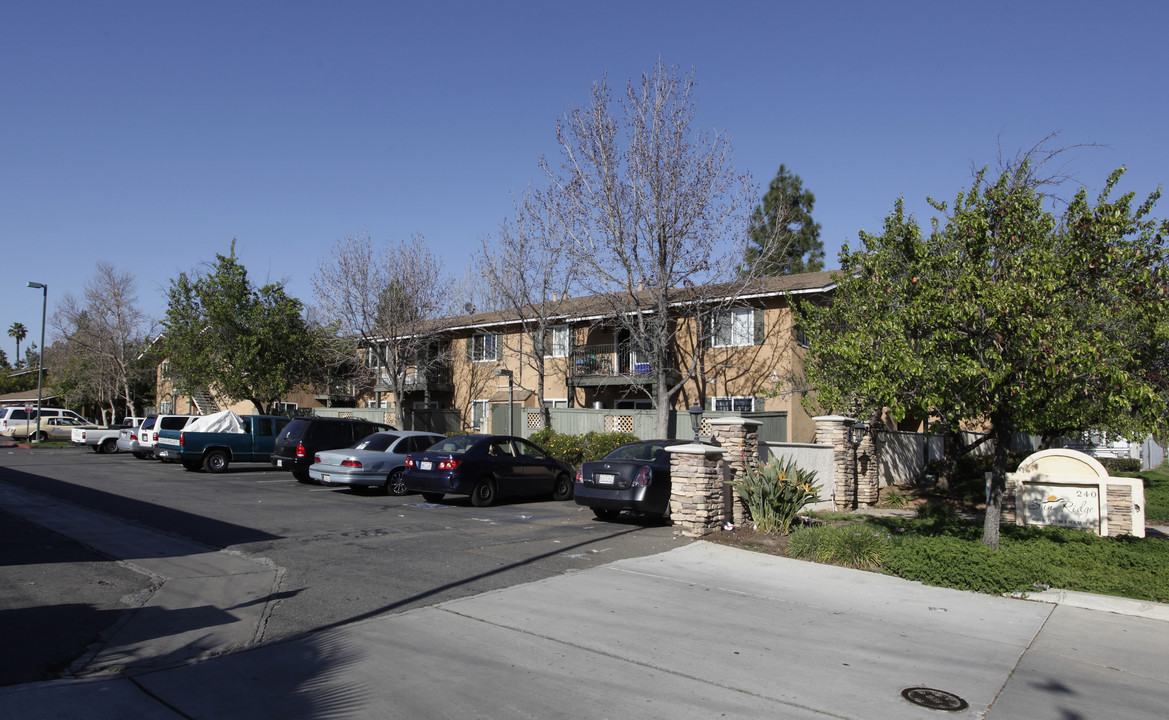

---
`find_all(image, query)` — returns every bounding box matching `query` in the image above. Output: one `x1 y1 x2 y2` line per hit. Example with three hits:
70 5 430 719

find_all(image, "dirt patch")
703 525 792 557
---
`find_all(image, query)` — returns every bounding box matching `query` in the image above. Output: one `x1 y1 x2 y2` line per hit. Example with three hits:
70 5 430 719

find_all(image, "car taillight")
437 457 461 470
341 460 362 469
575 469 583 483
153 432 159 442
296 443 306 458
405 456 415 468
313 454 321 464
81 431 87 440
180 432 185 446
632 466 652 487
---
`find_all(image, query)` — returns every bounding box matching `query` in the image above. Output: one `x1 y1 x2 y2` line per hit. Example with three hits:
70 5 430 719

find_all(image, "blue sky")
3 1 1166 357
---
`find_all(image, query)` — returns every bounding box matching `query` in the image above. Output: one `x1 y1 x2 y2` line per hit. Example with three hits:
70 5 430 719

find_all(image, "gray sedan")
309 430 445 495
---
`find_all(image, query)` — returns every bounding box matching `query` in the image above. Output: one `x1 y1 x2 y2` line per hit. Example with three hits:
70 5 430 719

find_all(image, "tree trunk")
981 420 1012 549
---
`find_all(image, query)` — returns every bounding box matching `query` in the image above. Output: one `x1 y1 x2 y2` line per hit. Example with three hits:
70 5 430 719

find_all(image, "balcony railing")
568 344 655 378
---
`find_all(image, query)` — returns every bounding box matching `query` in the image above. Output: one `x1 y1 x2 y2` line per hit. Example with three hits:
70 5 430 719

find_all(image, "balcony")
567 344 666 387
373 368 453 393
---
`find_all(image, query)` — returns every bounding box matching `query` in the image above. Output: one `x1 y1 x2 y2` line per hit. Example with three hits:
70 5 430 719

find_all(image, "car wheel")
132 451 148 459
592 508 622 521
91 445 103 453
101 438 118 454
293 470 312 483
421 492 445 503
35 432 48 442
203 450 229 473
384 469 409 496
470 478 497 507
552 473 573 501
182 460 201 472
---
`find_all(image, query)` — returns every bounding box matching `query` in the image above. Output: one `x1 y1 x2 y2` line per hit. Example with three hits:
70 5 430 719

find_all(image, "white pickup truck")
71 417 146 454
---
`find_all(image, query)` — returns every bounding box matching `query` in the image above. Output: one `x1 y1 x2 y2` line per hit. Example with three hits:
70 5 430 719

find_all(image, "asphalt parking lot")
0 444 686 685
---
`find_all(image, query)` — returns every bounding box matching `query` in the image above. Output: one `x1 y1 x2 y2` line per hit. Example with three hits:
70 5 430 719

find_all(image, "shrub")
730 457 821 534
527 428 639 467
787 523 896 570
1098 457 1141 474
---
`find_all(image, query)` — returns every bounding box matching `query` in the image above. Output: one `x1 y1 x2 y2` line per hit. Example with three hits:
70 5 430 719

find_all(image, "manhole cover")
900 687 969 712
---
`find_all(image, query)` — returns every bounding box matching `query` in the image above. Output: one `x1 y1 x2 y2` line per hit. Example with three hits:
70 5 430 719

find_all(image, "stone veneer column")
814 415 855 511
708 417 762 526
666 443 726 537
856 429 878 508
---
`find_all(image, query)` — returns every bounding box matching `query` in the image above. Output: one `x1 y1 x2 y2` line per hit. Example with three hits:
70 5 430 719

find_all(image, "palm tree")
8 322 27 367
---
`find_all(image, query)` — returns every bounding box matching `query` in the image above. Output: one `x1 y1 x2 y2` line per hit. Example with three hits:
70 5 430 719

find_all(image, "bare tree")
53 263 154 421
542 60 769 437
477 184 573 429
313 231 453 429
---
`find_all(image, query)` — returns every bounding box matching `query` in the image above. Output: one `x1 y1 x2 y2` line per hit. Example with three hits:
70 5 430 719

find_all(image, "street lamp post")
26 282 47 443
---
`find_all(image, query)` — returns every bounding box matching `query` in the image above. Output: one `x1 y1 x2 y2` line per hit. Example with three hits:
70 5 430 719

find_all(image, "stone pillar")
814 415 854 511
667 443 726 537
856 428 878 508
709 417 762 526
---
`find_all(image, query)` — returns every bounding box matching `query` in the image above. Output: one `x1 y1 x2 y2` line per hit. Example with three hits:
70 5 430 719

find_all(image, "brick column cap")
665 443 725 458
813 415 856 423
708 417 763 428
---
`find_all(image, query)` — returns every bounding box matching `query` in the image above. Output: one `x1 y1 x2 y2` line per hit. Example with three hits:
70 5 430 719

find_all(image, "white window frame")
272 402 299 414
471 399 489 430
713 396 756 412
544 325 569 358
542 398 568 409
713 308 755 348
469 333 500 363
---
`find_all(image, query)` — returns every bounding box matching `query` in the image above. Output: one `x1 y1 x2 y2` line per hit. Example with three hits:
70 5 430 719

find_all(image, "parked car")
573 439 690 521
117 420 144 455
308 430 445 495
138 414 196 459
271 416 394 482
402 434 574 507
1 406 89 439
71 416 146 453
20 416 101 443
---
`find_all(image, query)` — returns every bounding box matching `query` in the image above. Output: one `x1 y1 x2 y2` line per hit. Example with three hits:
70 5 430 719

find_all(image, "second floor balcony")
373 367 454 394
567 344 671 386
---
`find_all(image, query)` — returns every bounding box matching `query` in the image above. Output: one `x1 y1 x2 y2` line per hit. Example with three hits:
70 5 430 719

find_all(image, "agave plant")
730 457 822 534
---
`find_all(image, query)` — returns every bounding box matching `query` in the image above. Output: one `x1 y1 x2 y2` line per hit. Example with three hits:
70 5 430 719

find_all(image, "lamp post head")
688 402 704 441
27 281 45 290
493 368 512 377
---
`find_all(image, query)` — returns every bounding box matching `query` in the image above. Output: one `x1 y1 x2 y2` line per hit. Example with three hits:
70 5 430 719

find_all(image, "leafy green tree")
799 165 1169 549
163 242 327 414
8 322 28 368
743 164 824 275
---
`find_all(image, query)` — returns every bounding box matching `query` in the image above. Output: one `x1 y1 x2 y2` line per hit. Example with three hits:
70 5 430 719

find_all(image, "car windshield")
353 433 398 452
427 435 480 454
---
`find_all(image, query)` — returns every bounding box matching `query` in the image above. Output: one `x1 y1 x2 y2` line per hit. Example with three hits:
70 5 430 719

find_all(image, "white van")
0 406 89 439
138 414 197 459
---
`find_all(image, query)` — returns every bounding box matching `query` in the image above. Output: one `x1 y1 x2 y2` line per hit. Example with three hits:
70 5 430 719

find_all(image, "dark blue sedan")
573 439 688 521
402 434 575 507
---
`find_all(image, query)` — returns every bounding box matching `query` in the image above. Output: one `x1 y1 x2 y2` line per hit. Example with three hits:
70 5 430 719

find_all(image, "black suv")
271 416 394 482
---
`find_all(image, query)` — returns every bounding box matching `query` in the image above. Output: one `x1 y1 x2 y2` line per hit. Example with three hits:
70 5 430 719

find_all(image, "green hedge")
528 428 640 467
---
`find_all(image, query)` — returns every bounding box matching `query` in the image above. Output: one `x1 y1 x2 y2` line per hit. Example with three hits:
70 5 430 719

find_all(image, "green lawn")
1131 463 1169 524
787 506 1169 603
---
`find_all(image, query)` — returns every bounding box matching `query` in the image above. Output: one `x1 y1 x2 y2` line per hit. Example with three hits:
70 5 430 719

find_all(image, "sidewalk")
2 475 1168 719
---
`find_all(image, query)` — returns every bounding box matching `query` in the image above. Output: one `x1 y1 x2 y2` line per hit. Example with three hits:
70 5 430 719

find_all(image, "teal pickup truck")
157 412 291 473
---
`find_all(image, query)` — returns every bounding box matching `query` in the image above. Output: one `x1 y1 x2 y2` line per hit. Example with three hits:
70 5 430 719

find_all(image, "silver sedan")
309 430 445 495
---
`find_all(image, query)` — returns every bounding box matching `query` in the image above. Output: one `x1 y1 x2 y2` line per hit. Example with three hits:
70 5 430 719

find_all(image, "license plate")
420 461 433 471
321 474 330 483
596 473 616 485
276 459 284 468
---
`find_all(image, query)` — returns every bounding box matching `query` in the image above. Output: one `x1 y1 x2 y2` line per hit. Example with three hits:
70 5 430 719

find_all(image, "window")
273 402 298 414
543 399 568 409
712 308 757 348
796 326 809 348
468 333 500 362
471 399 489 430
159 401 173 414
713 396 757 412
543 326 569 358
